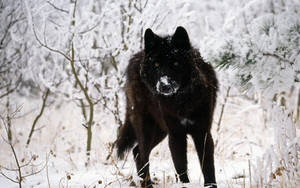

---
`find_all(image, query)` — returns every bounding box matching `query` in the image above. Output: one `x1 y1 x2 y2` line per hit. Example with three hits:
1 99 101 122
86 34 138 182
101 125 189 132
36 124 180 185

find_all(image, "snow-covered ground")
0 92 273 188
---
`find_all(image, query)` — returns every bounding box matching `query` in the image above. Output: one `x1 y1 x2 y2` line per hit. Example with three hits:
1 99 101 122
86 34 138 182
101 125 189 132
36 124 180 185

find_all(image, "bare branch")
0 82 11 90
1 114 50 188
70 43 94 161
262 52 294 65
0 171 19 183
79 99 87 121
32 25 71 61
1 113 23 187
143 0 149 9
26 88 50 146
216 87 231 132
32 124 47 132
81 123 88 129
46 153 51 188
0 82 18 99
133 2 142 13
79 20 102 34
0 165 19 172
24 1 71 62
9 144 23 187
46 1 69 14
0 8 18 49
22 165 45 179
94 84 122 127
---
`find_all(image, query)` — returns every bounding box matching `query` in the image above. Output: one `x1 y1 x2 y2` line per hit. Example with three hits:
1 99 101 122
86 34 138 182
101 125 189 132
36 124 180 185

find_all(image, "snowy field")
0 92 275 188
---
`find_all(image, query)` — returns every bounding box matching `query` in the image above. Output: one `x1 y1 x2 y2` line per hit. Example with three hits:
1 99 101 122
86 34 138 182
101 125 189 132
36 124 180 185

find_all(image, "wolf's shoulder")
191 48 218 91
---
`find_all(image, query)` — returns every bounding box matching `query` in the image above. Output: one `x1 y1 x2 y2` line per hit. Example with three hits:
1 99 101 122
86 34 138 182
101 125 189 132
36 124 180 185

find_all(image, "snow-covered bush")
202 0 300 186
252 105 299 187
0 1 33 98
203 0 300 110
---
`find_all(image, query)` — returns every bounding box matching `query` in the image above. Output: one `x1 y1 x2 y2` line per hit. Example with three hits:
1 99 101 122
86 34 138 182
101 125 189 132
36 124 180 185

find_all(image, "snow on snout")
156 75 179 96
160 75 170 85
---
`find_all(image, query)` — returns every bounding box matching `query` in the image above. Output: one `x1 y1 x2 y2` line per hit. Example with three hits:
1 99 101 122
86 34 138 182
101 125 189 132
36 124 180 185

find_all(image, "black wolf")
116 26 218 188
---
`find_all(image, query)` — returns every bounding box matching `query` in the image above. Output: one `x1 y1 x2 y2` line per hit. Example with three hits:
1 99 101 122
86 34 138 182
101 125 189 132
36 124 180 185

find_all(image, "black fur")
116 26 218 188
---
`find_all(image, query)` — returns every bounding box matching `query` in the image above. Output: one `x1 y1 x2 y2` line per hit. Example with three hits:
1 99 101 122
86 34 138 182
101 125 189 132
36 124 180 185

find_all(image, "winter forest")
0 0 299 187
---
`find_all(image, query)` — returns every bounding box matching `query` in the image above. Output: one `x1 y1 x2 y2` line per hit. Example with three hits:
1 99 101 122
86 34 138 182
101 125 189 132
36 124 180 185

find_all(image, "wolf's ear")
172 26 190 50
144 28 159 53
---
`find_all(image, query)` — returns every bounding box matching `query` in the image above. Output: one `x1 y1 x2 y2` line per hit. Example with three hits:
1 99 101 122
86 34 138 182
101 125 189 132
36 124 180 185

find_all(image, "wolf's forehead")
160 36 172 47
166 36 172 44
160 37 180 56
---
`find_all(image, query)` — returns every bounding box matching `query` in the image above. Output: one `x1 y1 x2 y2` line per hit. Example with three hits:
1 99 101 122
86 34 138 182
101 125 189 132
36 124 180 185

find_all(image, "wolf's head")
140 26 193 97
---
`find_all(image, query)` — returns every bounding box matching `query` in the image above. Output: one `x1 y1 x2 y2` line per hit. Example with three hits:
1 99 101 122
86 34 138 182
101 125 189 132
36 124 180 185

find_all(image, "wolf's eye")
174 62 179 66
154 63 159 67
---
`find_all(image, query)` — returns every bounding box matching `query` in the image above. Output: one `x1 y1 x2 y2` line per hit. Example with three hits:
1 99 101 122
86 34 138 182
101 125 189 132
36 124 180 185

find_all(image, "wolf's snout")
156 76 179 96
159 83 173 94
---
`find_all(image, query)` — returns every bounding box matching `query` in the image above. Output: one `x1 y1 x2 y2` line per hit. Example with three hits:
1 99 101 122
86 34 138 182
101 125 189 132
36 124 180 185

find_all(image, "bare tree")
25 0 96 164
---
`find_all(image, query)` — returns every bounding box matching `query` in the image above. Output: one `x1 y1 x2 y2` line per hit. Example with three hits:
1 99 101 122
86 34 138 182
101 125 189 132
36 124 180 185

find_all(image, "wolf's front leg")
191 130 217 188
168 132 190 183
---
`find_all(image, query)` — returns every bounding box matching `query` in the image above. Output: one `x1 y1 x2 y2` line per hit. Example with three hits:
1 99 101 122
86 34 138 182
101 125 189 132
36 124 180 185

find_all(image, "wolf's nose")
159 83 173 94
156 76 179 96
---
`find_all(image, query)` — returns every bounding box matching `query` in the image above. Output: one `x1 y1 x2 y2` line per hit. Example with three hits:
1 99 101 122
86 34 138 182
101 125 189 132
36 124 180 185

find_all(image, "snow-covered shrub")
0 1 35 98
202 0 300 186
251 105 299 187
203 0 300 108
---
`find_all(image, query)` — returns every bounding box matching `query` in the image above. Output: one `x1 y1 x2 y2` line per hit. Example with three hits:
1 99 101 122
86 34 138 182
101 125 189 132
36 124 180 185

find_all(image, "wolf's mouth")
156 76 179 96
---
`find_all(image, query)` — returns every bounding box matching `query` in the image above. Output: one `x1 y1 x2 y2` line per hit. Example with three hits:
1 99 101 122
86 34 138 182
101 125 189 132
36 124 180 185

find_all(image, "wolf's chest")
180 118 195 127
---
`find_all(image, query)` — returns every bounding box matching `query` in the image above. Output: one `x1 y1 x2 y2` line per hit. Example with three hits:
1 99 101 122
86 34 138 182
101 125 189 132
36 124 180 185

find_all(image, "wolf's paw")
140 180 155 188
204 183 217 188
